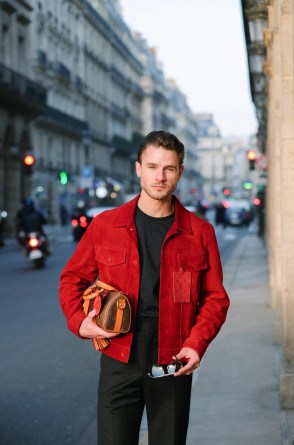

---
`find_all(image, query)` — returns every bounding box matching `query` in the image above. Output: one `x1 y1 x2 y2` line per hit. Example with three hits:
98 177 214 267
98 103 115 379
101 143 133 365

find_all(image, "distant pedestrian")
60 203 68 226
215 202 226 226
59 131 230 445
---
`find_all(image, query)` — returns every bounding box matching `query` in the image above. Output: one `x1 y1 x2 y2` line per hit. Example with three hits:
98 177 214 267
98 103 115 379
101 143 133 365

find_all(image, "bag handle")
83 280 118 301
95 280 118 292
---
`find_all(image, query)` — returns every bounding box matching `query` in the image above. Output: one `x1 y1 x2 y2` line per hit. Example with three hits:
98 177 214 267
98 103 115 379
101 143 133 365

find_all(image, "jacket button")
120 352 126 358
107 256 112 263
133 260 138 265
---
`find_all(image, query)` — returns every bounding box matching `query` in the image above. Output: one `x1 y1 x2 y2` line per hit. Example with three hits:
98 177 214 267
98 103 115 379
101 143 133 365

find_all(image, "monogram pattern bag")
82 280 131 350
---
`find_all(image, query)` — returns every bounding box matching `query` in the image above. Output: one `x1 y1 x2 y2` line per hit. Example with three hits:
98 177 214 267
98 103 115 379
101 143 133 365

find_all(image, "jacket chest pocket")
173 253 208 303
97 249 127 268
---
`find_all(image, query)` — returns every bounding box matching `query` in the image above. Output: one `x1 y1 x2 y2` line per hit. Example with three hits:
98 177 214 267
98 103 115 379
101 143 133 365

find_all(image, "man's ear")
178 166 184 180
135 161 142 178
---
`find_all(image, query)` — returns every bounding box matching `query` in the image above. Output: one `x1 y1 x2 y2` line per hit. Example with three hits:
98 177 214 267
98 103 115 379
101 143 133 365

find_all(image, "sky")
120 0 258 138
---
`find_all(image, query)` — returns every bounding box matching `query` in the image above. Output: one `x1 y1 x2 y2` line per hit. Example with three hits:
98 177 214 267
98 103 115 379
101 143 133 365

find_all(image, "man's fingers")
99 331 120 339
173 351 185 361
88 309 97 319
174 362 193 376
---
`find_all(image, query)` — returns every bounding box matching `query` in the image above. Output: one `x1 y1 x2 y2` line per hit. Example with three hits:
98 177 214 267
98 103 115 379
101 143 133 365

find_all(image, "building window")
18 36 25 73
1 25 9 65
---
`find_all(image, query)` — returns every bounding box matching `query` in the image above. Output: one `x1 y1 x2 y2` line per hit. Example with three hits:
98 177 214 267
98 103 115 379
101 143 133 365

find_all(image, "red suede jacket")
59 195 229 364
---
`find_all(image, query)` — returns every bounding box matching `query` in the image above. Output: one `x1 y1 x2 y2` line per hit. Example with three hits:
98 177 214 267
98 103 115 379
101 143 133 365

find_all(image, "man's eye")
167 168 175 172
148 165 155 169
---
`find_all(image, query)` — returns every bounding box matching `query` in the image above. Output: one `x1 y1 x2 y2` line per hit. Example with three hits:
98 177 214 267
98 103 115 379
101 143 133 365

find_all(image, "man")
17 198 47 233
59 131 229 445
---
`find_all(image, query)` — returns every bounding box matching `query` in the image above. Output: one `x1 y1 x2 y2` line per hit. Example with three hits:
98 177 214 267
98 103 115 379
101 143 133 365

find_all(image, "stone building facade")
0 0 47 233
194 113 225 201
242 0 294 409
167 79 198 203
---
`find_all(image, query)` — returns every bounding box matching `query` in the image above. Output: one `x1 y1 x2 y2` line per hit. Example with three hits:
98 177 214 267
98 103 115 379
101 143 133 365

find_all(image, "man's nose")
155 169 166 181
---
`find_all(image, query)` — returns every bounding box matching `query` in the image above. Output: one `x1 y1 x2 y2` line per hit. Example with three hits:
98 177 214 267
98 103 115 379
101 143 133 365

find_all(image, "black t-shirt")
135 205 175 317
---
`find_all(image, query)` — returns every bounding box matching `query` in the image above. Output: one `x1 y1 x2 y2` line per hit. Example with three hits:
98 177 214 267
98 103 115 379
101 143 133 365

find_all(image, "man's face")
135 145 184 202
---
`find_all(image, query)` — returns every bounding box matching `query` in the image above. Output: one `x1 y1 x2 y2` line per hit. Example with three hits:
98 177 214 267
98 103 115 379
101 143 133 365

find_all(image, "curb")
281 410 294 445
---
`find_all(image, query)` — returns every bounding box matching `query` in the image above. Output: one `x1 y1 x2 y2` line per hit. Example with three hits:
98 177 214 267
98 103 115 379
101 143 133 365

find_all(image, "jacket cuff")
68 311 88 339
182 336 209 360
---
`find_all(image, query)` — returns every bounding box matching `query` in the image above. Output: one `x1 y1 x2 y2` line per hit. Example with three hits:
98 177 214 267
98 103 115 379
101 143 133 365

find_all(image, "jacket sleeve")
59 220 99 338
182 225 230 358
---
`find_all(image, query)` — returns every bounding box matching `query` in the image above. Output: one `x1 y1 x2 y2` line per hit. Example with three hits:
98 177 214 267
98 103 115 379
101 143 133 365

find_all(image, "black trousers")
97 317 192 445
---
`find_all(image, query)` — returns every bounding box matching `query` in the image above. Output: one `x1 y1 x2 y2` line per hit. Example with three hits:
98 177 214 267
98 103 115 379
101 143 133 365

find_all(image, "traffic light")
247 150 256 170
243 181 253 190
23 155 35 176
58 170 69 185
223 188 230 196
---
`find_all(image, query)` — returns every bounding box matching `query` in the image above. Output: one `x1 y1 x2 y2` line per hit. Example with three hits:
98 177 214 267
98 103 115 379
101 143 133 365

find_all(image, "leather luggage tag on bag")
173 269 191 303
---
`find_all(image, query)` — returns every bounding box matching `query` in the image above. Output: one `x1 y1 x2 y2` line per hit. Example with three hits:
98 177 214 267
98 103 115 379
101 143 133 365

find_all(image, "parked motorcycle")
24 232 48 268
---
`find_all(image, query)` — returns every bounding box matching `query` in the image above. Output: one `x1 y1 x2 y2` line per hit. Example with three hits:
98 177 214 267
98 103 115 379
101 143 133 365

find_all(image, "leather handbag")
82 280 131 350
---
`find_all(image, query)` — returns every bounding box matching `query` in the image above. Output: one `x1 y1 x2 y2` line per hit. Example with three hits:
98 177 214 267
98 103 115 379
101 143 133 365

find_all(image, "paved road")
0 218 256 445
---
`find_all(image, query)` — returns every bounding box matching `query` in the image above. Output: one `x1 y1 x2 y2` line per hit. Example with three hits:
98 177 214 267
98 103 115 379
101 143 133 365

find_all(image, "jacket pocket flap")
97 249 127 266
179 253 208 271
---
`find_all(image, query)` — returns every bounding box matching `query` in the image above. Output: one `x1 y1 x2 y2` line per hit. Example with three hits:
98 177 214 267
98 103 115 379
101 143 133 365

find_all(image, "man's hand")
173 347 200 376
79 309 120 339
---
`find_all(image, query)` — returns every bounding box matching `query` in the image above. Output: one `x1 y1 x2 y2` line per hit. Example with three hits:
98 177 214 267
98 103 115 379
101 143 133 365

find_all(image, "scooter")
24 232 48 268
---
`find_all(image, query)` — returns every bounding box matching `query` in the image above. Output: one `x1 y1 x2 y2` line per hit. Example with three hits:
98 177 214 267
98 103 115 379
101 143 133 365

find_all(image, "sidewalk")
186 233 281 445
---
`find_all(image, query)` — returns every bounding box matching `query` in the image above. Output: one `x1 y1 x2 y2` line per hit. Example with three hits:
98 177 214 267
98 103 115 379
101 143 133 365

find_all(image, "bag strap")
113 299 126 332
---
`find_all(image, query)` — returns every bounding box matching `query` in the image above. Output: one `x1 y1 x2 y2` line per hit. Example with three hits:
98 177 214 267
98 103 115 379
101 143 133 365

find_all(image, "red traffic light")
223 188 230 196
254 198 261 206
247 150 256 161
24 155 35 166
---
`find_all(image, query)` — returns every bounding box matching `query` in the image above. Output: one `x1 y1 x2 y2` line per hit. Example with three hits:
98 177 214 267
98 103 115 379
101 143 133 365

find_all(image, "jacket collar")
113 194 193 235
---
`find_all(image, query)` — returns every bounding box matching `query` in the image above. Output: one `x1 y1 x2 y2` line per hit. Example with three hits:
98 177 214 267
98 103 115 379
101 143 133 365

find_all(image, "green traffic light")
59 170 68 185
243 182 253 190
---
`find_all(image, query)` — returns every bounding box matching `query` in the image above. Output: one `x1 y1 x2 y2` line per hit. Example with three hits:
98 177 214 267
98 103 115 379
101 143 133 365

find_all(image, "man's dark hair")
137 131 185 167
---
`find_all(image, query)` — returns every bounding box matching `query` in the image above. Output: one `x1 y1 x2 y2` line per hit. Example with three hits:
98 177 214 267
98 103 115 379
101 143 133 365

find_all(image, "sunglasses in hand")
148 351 184 378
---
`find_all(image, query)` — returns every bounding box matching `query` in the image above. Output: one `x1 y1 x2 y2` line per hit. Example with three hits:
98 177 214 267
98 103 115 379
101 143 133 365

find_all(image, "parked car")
72 206 115 241
224 199 253 227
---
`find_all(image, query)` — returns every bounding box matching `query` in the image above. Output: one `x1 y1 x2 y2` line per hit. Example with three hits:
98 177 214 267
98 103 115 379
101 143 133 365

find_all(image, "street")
0 218 255 445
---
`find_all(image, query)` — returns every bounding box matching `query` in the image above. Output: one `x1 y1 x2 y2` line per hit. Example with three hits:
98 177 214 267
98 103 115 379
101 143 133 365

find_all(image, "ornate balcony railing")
0 62 47 111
